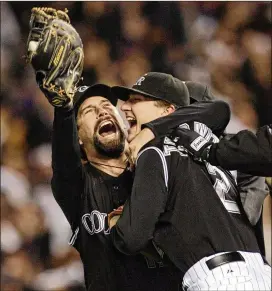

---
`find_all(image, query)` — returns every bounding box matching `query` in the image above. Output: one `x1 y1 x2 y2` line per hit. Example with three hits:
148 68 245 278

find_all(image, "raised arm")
110 147 168 255
51 107 84 228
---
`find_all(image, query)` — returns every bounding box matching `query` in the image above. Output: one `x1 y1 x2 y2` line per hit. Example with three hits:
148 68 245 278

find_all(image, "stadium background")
1 2 271 290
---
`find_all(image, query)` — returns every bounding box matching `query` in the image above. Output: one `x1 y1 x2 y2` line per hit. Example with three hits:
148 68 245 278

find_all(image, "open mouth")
127 117 137 128
98 120 117 137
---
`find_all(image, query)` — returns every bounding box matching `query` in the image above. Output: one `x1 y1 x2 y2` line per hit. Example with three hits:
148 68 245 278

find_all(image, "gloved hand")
25 7 84 108
173 128 213 161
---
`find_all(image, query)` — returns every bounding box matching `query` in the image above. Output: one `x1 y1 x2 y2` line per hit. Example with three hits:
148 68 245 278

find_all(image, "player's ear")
163 104 176 116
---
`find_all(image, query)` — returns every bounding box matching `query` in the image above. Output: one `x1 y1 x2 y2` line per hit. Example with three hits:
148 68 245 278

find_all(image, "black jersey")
111 121 261 275
50 100 258 289
143 101 268 256
51 108 181 291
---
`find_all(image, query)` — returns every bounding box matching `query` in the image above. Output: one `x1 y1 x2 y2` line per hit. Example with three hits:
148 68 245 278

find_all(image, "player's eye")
103 102 111 108
130 98 141 103
84 108 94 115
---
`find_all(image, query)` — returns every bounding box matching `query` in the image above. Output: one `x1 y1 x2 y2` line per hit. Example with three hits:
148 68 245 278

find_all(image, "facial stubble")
93 123 126 158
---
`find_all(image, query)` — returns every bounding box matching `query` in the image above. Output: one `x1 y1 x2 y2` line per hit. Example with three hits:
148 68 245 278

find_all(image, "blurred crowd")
1 2 271 291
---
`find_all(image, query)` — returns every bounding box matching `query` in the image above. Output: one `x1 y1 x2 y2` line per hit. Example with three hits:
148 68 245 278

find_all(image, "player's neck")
88 152 128 177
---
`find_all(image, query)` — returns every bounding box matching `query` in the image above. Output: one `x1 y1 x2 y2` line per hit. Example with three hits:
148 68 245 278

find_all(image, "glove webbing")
31 7 70 23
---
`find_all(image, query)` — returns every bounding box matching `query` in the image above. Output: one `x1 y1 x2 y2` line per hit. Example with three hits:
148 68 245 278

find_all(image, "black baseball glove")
26 7 84 108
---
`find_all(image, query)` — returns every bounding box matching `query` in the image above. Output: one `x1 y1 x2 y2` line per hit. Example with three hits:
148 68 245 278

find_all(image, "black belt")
206 252 245 270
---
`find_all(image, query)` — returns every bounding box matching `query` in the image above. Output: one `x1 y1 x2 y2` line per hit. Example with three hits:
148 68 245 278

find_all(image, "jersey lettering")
205 163 240 214
163 136 188 157
178 123 190 130
82 210 110 235
144 256 165 268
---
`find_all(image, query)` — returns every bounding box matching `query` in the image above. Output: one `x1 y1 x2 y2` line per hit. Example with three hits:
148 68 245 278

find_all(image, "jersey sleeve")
142 100 230 138
110 147 168 254
237 173 268 225
51 108 84 228
208 125 272 176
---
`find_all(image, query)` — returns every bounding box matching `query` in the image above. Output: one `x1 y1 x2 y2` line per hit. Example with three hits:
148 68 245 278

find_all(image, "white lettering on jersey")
163 136 188 157
82 210 110 235
205 163 240 214
194 122 219 143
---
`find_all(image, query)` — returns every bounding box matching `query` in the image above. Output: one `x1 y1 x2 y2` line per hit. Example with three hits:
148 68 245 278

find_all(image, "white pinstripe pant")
182 251 271 290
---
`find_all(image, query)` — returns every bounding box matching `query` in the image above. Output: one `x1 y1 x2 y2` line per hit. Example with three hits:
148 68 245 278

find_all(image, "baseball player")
25 8 187 290
51 84 185 291
128 80 269 256
109 73 271 290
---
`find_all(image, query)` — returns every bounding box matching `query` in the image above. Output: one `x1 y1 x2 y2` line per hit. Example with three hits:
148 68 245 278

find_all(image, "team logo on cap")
134 74 147 86
77 86 90 92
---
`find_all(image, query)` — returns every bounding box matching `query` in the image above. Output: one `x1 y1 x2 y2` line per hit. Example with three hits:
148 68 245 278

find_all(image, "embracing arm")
208 126 272 176
174 125 272 176
143 100 230 138
128 101 230 164
51 107 84 227
110 147 168 254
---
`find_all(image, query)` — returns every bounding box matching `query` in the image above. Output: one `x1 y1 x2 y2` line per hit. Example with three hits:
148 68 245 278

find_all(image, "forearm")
208 127 272 176
52 107 82 176
51 108 83 227
143 101 230 138
111 198 157 254
111 148 168 254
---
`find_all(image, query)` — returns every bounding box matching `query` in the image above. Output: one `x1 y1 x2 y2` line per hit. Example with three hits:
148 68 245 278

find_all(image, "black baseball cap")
73 84 118 116
185 81 216 104
111 72 190 107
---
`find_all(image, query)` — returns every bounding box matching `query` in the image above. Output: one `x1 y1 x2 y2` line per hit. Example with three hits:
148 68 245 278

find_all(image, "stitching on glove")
58 87 65 96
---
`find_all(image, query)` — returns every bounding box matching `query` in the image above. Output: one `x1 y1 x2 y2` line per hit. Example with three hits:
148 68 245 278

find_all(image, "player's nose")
97 108 109 118
121 100 131 112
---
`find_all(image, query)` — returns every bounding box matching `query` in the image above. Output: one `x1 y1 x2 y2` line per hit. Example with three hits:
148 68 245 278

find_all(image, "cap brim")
74 84 118 116
112 86 163 102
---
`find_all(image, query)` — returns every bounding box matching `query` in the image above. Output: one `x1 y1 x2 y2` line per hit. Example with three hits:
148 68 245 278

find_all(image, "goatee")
94 130 126 158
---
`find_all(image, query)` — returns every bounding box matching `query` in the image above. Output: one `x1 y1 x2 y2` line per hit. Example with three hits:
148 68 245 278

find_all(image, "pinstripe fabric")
182 251 271 290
